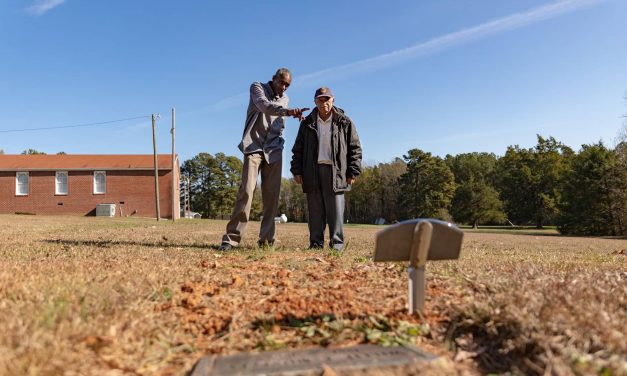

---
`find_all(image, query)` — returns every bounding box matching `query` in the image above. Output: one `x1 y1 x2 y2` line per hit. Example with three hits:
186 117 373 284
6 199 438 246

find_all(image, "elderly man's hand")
347 177 355 185
294 175 303 184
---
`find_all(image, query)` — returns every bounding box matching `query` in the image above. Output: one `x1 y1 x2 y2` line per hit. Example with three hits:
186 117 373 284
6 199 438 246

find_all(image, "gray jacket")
238 81 289 164
290 107 362 193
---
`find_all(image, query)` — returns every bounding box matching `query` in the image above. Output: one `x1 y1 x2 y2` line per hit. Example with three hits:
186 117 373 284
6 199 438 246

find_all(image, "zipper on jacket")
309 120 319 188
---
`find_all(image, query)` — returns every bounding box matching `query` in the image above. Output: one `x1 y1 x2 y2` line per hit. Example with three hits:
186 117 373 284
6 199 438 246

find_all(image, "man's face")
271 73 291 97
315 95 334 115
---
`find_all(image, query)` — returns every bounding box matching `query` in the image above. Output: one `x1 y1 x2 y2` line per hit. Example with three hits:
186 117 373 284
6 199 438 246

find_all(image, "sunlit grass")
0 214 625 375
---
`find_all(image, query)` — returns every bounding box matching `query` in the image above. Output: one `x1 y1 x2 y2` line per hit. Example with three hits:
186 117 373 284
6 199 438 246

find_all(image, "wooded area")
181 134 627 237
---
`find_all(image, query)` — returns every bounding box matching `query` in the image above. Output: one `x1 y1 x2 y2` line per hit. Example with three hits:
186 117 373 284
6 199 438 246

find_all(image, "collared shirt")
238 81 289 164
317 114 333 165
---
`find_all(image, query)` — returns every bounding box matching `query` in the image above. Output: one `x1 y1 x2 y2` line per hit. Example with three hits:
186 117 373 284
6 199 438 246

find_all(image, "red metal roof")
0 154 176 171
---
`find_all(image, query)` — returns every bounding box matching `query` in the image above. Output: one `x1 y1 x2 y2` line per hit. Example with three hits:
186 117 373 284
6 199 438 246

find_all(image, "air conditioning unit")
96 203 116 217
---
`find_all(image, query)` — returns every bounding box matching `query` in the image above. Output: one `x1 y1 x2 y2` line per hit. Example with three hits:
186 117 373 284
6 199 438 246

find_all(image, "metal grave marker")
374 218 463 313
190 344 436 375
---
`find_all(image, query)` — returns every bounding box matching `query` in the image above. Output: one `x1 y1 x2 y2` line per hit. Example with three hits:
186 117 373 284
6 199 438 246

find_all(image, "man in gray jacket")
291 87 362 250
220 68 308 251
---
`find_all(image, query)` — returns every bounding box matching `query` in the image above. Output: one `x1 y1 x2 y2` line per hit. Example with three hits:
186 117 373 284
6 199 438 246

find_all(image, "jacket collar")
305 107 345 129
265 81 282 99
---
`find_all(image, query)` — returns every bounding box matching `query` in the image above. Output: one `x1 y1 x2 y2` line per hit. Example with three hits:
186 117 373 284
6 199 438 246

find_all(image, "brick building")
0 154 180 219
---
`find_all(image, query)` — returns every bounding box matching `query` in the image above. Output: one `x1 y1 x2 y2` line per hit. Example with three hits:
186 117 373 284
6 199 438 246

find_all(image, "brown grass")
0 215 625 375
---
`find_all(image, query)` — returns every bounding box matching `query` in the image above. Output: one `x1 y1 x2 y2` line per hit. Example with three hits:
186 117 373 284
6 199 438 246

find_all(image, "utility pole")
171 107 176 221
185 177 191 216
152 114 161 221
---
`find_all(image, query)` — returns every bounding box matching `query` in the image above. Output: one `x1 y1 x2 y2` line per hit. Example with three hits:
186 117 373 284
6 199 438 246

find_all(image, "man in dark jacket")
290 87 362 250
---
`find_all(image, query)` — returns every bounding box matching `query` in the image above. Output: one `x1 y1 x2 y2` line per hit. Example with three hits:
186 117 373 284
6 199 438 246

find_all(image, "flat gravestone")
190 344 436 375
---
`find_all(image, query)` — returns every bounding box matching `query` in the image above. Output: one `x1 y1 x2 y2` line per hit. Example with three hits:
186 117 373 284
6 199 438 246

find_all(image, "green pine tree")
447 152 505 228
496 135 572 228
559 142 624 236
398 149 455 220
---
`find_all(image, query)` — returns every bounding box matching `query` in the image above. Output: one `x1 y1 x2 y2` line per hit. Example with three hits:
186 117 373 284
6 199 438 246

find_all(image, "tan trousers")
221 153 282 246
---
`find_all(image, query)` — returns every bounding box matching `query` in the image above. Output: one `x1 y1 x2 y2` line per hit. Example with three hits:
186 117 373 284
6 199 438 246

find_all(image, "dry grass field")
0 215 625 376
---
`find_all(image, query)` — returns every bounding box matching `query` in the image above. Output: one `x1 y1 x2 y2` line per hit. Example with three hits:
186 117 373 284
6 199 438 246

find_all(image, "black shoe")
218 243 233 251
308 243 324 250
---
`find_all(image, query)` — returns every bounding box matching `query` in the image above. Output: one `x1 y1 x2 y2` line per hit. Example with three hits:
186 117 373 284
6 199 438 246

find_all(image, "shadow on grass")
445 310 544 375
43 238 220 250
463 229 626 240
463 229 563 237
253 313 341 329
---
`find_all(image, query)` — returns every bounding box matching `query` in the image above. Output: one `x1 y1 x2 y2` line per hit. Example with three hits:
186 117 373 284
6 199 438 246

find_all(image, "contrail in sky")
200 0 603 113
26 0 66 16
296 0 604 87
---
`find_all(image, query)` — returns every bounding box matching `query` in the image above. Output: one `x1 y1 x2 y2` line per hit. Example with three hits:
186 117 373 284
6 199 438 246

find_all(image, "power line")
0 115 152 133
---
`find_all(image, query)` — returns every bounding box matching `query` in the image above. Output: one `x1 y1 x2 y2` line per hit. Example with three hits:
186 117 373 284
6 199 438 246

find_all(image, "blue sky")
1 0 626 175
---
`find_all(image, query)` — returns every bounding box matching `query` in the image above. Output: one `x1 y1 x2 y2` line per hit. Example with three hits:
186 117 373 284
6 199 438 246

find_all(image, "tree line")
181 134 626 237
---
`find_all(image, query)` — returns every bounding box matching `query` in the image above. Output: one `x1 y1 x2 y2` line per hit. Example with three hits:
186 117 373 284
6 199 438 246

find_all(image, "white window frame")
55 171 68 195
16 172 29 196
93 171 106 194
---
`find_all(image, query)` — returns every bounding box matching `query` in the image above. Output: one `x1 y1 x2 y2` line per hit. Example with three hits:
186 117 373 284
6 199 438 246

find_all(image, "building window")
94 171 106 194
16 172 29 196
56 171 68 195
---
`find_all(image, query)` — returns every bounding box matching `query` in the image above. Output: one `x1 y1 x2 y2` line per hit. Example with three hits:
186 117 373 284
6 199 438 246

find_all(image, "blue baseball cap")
314 87 334 99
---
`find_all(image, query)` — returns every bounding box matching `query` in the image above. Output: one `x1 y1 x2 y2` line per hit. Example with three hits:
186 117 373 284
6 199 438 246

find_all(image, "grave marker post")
374 219 463 314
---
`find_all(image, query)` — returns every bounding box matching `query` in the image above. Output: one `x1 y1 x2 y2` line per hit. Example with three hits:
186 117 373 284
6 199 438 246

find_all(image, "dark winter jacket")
290 107 362 193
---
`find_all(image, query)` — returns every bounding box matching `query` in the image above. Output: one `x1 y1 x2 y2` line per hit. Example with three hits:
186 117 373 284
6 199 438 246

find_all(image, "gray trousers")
222 153 281 246
306 164 345 250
